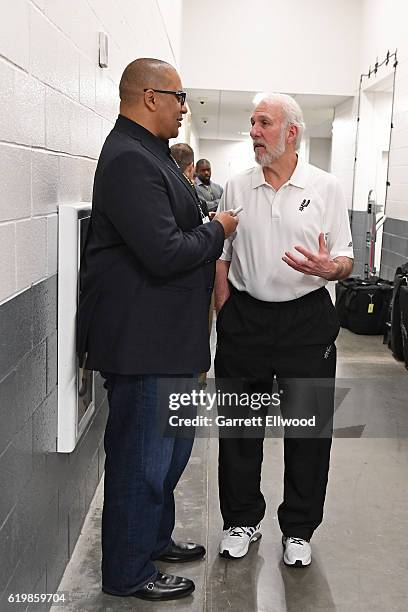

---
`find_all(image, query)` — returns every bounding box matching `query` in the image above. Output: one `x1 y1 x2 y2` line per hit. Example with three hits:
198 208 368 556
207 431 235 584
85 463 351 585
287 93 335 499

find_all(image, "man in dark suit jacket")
77 58 238 601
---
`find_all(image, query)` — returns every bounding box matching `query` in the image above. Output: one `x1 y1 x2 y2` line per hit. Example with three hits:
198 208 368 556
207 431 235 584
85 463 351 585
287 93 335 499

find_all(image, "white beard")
254 126 286 166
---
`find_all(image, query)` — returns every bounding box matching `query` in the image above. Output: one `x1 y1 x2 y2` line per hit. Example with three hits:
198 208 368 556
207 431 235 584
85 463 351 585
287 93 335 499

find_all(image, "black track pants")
215 286 340 541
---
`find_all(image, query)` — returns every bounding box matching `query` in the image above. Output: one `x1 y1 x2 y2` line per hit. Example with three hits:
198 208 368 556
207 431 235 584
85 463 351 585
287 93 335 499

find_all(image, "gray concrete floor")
54 327 408 612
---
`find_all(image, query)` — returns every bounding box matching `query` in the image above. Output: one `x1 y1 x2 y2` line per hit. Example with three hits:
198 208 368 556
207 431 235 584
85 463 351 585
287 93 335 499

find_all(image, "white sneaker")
282 536 312 567
219 525 262 559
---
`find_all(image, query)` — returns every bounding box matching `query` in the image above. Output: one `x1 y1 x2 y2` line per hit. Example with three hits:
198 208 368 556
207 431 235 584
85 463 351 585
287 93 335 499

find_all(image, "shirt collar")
251 155 308 190
195 178 211 188
251 165 268 189
288 155 308 188
114 114 171 160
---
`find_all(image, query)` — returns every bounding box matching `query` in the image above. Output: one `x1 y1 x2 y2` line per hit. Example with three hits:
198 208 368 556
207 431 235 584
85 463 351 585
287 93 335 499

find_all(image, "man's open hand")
282 232 339 280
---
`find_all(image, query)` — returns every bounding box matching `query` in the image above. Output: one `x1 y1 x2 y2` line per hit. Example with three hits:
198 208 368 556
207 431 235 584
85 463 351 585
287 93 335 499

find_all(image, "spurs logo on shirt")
217 159 354 302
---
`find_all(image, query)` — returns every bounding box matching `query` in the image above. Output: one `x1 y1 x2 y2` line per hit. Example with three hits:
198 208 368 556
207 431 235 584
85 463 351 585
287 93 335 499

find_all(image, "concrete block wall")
0 0 181 608
381 218 408 280
0 277 108 610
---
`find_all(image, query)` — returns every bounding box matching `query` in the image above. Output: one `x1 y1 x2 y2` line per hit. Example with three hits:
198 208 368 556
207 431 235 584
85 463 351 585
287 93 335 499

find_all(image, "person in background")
77 57 238 602
171 142 215 385
215 93 353 568
170 142 196 186
195 159 223 212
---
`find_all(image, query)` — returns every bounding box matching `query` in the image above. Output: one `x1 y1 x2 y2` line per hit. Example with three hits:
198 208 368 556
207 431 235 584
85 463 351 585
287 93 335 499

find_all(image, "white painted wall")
331 0 408 223
331 97 358 211
181 0 362 95
309 138 332 172
189 123 200 161
353 90 392 212
359 0 408 68
387 67 408 223
198 139 255 188
0 0 182 305
157 0 183 67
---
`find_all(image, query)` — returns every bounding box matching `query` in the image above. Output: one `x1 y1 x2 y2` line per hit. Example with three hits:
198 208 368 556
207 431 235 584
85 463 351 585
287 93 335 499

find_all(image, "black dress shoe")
103 572 195 601
156 541 206 563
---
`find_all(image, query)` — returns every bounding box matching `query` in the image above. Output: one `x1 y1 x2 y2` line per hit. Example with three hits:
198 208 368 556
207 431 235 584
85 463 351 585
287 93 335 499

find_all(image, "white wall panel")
331 97 358 209
384 199 408 223
14 71 46 147
0 62 46 147
360 0 408 68
45 88 72 153
30 6 80 101
58 156 82 204
80 160 98 202
101 119 114 145
46 214 58 276
0 0 29 70
31 0 46 11
95 71 118 122
0 144 31 222
182 0 362 95
79 56 96 110
157 0 183 66
389 145 408 168
0 223 16 302
0 0 184 303
388 164 408 184
15 217 47 291
31 151 59 216
309 138 332 172
0 61 15 142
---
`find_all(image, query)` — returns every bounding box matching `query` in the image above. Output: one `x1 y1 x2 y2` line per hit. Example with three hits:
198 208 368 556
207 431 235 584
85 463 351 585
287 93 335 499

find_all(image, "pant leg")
218 424 266 528
102 374 190 594
152 435 195 557
215 293 272 528
276 320 338 540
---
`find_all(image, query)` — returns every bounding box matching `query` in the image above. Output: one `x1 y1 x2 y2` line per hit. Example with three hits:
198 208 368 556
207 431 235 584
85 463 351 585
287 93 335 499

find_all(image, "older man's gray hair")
257 93 305 150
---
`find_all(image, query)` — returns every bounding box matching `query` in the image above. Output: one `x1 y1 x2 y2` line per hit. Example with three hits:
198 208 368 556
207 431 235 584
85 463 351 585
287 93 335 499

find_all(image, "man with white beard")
214 94 354 567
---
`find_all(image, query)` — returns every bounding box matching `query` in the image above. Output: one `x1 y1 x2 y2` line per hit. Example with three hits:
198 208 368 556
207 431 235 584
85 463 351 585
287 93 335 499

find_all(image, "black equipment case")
389 263 408 360
335 277 393 335
399 285 408 368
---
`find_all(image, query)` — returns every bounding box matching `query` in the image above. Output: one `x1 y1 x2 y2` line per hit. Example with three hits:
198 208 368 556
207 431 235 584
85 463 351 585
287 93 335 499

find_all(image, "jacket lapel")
140 141 199 201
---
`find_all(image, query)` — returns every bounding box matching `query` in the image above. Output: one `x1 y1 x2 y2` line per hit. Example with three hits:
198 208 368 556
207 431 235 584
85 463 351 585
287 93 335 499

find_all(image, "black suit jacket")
77 115 225 374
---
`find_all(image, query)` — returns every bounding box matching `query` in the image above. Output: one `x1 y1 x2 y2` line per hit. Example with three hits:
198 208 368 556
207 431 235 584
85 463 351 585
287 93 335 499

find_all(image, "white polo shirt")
218 158 354 302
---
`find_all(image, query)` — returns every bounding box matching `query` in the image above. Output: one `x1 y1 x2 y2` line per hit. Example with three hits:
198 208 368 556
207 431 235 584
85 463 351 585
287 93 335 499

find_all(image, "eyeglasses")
143 88 187 106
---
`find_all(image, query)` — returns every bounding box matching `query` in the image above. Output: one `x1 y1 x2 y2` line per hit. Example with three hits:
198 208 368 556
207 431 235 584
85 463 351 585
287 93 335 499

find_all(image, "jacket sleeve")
102 151 225 277
217 180 234 262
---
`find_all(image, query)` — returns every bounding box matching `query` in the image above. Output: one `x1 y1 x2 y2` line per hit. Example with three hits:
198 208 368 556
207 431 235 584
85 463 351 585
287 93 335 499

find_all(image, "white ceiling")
186 89 351 141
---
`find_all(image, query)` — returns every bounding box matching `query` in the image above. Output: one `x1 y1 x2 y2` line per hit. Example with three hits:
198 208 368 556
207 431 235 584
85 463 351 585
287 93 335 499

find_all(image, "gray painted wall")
0 275 107 611
381 217 408 280
349 213 408 279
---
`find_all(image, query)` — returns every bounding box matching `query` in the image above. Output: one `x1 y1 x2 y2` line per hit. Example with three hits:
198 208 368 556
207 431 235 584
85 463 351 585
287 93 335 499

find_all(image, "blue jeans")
101 374 195 594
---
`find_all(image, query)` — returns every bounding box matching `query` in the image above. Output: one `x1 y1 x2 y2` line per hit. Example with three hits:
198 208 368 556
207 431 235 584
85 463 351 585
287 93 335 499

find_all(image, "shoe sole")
103 585 195 601
157 553 206 563
283 557 311 568
219 533 262 559
133 585 195 601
